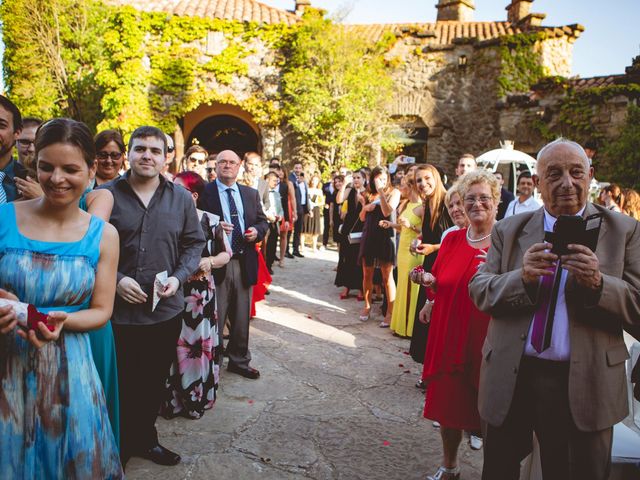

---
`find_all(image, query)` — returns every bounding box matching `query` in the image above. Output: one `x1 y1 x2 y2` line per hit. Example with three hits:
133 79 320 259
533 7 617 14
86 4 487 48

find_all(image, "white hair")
537 138 590 169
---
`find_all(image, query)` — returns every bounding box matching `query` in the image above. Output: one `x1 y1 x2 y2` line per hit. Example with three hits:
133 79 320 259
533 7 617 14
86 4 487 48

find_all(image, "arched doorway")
187 115 260 158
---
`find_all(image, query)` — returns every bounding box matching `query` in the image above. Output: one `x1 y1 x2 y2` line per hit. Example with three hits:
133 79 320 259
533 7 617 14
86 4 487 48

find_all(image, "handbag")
348 231 363 244
347 216 364 244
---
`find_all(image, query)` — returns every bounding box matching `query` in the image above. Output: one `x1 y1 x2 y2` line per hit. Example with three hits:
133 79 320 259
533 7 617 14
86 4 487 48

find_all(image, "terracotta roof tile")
106 0 299 25
345 21 582 46
570 75 622 90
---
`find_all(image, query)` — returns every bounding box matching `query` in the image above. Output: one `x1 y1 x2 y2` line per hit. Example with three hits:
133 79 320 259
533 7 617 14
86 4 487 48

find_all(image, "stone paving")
126 248 484 479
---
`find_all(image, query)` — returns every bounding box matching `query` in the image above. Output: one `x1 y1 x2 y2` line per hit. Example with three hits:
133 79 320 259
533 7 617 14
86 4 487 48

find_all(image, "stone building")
107 0 635 173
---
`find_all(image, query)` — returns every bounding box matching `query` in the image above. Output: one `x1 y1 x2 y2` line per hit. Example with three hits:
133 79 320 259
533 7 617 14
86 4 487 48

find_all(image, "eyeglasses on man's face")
17 139 35 147
188 156 206 165
97 151 124 161
206 167 214 173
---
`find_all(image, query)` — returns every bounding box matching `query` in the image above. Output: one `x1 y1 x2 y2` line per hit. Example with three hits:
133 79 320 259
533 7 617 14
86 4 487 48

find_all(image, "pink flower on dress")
185 289 205 319
190 384 203 402
177 322 213 388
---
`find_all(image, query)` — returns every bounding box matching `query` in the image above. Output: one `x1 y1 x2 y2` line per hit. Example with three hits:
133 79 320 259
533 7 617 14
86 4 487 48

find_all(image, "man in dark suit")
469 139 640 480
287 161 309 257
494 171 515 220
322 170 337 248
200 150 269 379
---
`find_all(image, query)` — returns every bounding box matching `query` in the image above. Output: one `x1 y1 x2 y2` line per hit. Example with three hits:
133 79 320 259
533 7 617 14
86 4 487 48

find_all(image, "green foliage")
281 9 401 170
601 104 640 189
497 33 548 98
1 0 109 129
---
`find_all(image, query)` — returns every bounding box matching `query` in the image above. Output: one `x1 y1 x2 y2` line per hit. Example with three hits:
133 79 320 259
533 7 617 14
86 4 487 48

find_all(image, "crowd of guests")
324 148 640 479
1 88 639 480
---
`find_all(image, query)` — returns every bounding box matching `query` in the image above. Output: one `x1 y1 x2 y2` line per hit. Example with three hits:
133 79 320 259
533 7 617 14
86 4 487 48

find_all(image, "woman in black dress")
358 166 401 325
409 164 452 366
335 169 367 299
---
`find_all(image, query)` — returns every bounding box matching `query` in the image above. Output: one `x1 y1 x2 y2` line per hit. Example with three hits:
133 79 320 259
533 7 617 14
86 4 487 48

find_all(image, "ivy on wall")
497 32 548 98
1 1 292 134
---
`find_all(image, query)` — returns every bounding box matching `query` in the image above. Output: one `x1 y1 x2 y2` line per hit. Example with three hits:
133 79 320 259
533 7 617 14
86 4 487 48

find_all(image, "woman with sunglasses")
95 129 126 186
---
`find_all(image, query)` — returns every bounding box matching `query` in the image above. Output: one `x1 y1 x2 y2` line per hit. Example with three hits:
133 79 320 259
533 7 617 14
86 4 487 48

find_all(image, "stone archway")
188 115 260 158
182 103 262 159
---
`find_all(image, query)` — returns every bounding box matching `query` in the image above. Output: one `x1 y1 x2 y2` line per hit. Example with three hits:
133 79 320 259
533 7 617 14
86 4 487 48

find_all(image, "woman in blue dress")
0 118 123 478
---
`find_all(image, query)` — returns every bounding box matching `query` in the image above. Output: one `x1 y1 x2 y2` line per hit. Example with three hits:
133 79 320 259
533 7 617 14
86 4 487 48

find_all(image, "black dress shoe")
285 252 295 259
267 266 274 275
227 364 260 379
139 444 181 466
293 251 304 258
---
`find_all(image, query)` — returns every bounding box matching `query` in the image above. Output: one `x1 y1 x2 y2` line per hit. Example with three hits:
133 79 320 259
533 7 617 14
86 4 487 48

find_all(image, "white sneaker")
432 421 440 428
469 434 483 450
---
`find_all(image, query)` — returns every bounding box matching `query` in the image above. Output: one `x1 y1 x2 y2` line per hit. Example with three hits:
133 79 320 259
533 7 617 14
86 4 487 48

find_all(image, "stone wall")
539 36 574 77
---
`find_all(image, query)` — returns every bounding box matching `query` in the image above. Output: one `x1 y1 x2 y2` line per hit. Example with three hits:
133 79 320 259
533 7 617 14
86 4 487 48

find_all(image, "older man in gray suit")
469 138 640 480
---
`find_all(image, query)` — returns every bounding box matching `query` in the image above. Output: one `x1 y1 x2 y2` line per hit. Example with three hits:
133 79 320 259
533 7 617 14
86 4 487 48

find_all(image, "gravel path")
125 248 484 479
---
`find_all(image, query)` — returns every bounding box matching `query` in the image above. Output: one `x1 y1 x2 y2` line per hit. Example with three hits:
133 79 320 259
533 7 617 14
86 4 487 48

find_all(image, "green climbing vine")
497 32 548 98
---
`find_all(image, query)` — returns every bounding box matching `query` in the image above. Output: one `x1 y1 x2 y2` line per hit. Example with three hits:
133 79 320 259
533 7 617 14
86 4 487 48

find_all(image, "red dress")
250 243 272 318
422 228 490 430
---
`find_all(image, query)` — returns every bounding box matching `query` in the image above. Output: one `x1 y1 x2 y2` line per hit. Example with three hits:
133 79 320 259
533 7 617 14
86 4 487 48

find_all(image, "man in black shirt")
101 126 205 467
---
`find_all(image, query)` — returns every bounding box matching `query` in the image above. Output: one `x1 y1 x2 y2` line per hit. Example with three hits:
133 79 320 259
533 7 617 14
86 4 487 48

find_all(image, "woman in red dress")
416 170 500 480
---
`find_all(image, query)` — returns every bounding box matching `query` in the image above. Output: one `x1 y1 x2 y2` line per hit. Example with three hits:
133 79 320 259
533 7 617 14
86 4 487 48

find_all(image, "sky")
267 0 639 78
1 0 637 92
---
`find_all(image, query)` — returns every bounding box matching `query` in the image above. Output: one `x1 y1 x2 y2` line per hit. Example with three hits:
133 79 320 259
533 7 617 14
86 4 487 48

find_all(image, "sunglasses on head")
97 151 123 161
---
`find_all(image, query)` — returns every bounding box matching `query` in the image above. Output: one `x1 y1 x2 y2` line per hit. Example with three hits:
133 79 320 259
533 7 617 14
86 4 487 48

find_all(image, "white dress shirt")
299 181 307 206
524 206 586 361
504 196 542 218
215 179 245 232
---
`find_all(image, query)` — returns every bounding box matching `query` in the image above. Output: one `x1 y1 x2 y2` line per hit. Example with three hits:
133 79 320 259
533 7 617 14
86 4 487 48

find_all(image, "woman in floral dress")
161 171 231 419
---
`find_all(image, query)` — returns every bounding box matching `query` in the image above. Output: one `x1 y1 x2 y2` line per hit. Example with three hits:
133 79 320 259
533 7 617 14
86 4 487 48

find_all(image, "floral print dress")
161 212 230 419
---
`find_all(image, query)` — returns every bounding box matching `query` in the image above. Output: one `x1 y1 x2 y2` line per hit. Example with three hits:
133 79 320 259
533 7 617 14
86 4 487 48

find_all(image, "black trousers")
322 206 331 246
288 211 304 254
482 356 613 480
113 315 181 460
265 222 279 268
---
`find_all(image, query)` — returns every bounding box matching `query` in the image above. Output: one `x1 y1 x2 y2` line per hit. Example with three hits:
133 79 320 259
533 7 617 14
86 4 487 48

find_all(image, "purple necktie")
530 263 562 353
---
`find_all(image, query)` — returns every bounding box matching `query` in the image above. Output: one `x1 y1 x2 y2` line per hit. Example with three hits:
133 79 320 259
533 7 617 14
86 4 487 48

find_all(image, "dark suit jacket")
469 203 640 431
497 187 515 220
289 172 309 215
200 181 269 287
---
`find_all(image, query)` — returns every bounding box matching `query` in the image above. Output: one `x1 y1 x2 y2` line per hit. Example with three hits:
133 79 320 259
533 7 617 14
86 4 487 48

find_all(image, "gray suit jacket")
469 203 640 431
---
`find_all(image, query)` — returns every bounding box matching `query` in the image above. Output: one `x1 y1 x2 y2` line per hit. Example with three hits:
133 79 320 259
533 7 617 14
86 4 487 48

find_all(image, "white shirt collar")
543 205 587 230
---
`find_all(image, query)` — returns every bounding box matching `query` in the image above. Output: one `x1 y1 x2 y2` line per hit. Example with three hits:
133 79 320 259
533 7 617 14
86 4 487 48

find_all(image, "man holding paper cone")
469 138 640 480
101 126 204 467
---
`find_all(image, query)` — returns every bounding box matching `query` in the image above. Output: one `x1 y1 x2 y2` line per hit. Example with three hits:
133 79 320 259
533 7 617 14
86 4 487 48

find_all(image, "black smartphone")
550 213 602 256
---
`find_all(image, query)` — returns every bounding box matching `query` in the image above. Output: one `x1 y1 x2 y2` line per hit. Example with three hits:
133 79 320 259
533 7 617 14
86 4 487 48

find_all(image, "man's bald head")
537 138 590 173
535 138 593 217
216 149 242 186
216 149 241 163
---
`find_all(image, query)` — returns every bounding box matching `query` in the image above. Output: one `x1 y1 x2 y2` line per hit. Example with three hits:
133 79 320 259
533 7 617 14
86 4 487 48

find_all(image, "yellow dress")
390 201 424 337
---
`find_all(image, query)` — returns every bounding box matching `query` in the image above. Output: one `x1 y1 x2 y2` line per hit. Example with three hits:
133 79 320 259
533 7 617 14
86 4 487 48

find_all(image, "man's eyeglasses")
206 167 214 173
17 139 35 147
97 151 124 161
464 195 493 205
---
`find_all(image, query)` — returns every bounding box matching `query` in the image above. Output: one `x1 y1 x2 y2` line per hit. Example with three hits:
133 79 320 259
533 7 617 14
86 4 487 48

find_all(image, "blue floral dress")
0 203 122 479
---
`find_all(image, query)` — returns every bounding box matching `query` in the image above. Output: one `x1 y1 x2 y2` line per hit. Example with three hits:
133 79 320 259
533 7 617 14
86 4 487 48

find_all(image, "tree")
602 104 640 189
1 0 108 129
281 9 400 171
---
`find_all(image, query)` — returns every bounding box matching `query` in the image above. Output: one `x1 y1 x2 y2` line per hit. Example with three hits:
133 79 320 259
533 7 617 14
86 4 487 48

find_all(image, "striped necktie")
226 188 244 255
0 172 7 204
